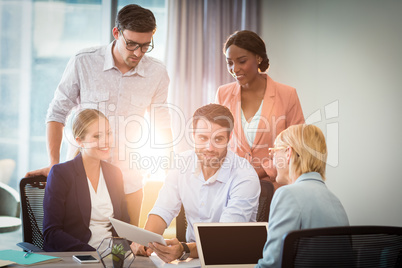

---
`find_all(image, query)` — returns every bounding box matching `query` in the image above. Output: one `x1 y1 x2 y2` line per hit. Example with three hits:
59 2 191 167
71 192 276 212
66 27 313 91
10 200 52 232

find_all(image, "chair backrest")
256 180 274 222
281 225 402 268
176 204 187 242
19 176 47 250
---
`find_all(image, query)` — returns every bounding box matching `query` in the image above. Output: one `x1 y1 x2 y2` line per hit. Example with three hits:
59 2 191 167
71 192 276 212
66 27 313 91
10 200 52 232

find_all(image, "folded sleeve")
148 169 182 227
46 56 81 125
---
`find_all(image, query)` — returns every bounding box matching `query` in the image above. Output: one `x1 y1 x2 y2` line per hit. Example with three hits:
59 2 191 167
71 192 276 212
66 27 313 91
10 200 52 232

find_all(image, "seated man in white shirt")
131 103 261 262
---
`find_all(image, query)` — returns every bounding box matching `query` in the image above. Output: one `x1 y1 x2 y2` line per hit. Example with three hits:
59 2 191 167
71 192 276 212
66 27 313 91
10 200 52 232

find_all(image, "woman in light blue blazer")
256 124 349 268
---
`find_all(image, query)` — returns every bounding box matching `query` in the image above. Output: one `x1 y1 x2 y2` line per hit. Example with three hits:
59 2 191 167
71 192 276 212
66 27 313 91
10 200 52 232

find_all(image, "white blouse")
241 100 264 148
86 168 114 250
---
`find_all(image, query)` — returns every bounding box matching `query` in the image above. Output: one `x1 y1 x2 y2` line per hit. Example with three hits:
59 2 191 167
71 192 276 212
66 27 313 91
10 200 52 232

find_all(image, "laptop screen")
194 222 268 267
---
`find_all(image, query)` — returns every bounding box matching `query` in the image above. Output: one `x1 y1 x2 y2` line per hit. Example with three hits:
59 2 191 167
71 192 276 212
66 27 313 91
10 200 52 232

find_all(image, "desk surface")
8 251 156 267
0 216 21 233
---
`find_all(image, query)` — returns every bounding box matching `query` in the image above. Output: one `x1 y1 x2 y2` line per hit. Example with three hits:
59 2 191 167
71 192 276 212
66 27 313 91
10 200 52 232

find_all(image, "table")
8 251 156 267
0 216 21 233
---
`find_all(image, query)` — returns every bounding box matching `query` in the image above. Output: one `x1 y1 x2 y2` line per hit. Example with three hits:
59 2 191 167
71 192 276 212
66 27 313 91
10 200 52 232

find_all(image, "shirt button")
108 103 116 112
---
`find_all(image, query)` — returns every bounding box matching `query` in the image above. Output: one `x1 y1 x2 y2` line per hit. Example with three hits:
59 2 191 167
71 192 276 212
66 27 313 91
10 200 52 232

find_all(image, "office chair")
19 175 47 252
176 205 187 242
0 181 21 233
280 225 402 268
256 180 274 222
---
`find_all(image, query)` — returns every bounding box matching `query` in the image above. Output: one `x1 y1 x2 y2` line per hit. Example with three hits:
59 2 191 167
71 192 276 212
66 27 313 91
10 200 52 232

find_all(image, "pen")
24 250 33 258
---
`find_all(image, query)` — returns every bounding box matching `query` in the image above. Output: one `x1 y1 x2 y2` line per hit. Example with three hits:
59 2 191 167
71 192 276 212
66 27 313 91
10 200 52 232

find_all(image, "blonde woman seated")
256 124 349 268
43 109 129 251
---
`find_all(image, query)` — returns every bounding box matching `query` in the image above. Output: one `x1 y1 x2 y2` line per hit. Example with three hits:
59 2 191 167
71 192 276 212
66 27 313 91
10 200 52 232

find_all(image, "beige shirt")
47 41 171 193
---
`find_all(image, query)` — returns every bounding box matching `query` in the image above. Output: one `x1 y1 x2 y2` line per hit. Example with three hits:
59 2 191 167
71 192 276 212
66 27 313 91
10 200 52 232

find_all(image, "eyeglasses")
268 146 287 158
119 30 154 53
269 146 300 158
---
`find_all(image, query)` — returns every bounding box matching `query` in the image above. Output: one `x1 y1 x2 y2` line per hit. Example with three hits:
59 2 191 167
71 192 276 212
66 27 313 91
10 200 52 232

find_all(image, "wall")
261 0 402 226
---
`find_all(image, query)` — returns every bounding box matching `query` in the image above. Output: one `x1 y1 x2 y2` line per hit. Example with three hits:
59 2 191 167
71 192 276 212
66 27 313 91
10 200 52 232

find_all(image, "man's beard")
196 148 227 169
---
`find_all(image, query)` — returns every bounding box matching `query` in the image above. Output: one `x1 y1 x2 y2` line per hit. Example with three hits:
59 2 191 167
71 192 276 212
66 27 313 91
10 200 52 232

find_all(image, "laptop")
194 222 268 268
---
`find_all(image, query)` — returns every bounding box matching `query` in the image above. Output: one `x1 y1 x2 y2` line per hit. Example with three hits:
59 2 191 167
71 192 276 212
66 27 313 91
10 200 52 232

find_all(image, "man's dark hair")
193 104 234 135
116 4 156 33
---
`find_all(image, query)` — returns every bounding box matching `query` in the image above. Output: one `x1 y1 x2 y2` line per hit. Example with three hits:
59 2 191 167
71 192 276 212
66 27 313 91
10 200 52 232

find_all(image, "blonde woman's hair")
275 124 328 180
72 109 108 157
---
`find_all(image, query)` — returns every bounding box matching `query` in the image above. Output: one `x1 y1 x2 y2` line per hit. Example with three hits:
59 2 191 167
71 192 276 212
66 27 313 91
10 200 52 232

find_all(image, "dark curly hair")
224 30 269 72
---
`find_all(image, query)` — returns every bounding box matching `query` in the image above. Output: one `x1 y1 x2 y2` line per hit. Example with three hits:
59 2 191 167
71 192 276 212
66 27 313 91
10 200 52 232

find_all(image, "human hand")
24 166 52 178
148 238 183 263
130 242 153 257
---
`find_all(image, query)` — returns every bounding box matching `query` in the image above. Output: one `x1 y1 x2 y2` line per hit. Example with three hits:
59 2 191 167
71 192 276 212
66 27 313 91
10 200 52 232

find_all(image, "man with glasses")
26 4 172 227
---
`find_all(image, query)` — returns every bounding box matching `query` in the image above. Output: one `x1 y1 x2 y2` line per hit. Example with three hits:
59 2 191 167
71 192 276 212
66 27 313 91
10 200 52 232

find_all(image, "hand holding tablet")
109 217 167 246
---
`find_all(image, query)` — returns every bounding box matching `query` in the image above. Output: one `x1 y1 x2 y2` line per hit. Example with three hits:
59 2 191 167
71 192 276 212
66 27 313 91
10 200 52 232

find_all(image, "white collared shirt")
241 100 264 148
192 161 220 184
86 168 113 250
149 150 260 242
46 41 171 194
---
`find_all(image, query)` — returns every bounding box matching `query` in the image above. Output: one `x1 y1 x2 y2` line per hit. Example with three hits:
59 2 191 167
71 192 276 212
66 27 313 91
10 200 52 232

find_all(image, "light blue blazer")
256 172 349 268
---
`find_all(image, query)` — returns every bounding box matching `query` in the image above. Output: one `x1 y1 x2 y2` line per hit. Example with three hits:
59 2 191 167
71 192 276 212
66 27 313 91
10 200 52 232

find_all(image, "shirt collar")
103 41 115 71
133 56 146 77
193 161 221 184
295 172 325 184
103 40 146 77
192 150 234 184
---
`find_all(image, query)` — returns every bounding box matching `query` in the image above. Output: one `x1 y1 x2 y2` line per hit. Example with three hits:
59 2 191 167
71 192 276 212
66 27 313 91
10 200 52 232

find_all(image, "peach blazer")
215 74 304 189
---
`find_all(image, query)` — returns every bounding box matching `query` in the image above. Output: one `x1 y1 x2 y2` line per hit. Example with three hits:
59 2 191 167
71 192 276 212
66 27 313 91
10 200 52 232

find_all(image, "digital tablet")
109 217 167 246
